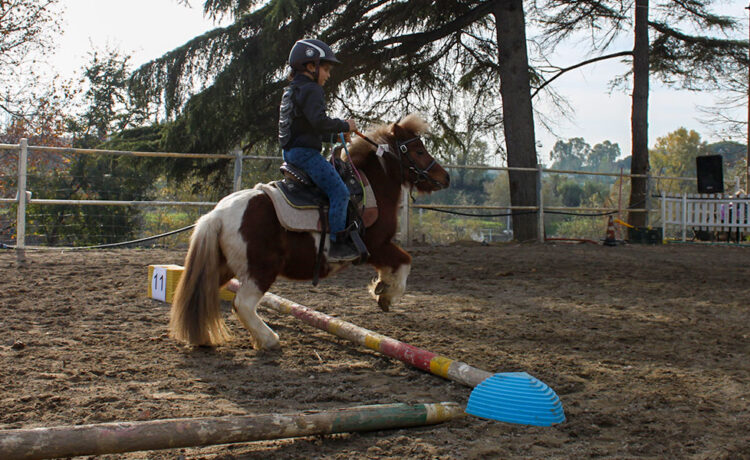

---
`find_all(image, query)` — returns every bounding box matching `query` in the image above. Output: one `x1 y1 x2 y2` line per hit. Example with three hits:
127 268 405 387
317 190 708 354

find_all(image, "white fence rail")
661 193 750 241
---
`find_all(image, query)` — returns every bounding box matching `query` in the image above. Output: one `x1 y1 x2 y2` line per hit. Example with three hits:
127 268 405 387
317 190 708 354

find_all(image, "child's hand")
346 119 357 132
343 132 352 143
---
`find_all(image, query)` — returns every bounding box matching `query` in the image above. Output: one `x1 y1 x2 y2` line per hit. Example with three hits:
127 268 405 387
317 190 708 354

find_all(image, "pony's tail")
170 211 231 346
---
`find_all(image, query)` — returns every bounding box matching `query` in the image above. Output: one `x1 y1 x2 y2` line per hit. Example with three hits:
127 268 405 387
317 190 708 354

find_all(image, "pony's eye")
416 150 425 156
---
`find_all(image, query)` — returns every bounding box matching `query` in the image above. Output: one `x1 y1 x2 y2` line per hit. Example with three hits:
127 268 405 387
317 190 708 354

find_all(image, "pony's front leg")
232 279 280 350
368 242 412 311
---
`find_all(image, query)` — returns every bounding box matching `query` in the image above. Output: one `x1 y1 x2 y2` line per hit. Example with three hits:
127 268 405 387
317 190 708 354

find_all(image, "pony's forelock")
348 113 430 160
397 113 429 136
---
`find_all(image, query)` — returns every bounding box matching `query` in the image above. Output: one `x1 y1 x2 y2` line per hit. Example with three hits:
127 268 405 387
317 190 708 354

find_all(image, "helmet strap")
313 59 320 83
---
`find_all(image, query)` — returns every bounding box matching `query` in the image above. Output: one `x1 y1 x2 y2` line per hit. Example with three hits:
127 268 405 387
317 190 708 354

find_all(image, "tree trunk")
493 0 539 242
629 0 649 227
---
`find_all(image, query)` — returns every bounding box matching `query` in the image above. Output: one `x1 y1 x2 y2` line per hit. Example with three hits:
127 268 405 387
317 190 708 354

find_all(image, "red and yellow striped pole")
226 281 493 389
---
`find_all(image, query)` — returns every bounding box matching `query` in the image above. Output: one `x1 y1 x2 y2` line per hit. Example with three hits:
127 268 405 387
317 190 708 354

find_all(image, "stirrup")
348 230 369 265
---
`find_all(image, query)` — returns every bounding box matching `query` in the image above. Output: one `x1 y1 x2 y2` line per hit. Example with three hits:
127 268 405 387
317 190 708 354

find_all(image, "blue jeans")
283 147 349 240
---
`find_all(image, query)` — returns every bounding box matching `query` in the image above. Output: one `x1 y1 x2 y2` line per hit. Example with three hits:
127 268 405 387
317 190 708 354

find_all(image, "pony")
169 114 450 350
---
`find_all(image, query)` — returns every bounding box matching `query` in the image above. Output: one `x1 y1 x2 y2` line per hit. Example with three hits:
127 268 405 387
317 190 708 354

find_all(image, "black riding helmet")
288 39 341 81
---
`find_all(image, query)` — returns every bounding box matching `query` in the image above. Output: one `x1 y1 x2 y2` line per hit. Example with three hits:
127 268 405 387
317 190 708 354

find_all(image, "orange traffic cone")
603 216 617 246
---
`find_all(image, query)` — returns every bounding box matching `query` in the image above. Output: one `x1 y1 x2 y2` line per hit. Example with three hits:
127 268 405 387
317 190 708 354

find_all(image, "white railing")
661 193 750 241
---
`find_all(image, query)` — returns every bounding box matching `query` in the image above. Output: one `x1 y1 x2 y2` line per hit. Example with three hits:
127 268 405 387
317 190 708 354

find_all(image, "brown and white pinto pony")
169 114 450 349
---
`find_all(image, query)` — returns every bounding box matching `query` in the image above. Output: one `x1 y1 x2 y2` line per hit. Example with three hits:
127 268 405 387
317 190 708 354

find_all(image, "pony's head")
352 114 450 192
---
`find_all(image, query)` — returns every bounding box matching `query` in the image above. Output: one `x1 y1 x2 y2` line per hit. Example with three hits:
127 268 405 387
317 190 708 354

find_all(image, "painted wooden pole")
227 283 494 389
0 402 463 460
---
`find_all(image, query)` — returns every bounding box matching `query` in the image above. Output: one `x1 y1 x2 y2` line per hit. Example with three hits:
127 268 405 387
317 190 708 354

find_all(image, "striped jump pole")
223 281 565 426
146 269 564 426
0 402 463 460
260 290 492 388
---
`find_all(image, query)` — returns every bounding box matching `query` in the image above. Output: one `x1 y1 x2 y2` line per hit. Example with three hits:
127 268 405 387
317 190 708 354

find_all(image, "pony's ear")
390 122 409 138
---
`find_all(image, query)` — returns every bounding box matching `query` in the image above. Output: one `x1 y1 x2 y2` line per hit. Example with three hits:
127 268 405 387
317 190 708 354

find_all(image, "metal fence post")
537 164 544 243
233 149 243 192
16 139 28 249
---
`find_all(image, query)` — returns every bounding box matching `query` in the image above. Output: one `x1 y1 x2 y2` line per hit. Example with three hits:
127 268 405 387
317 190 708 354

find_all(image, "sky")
48 0 749 162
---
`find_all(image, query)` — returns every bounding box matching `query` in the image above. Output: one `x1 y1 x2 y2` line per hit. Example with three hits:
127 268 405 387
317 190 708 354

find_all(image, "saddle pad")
259 183 322 232
258 180 378 233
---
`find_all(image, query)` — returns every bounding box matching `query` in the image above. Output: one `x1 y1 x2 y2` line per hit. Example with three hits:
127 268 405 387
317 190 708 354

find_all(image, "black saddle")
277 156 365 212
277 163 328 209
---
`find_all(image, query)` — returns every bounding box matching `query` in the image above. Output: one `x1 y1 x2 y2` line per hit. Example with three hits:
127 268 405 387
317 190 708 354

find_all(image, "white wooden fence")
661 193 750 241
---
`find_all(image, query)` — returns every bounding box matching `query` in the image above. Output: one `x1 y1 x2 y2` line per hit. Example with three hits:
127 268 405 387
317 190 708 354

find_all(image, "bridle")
355 130 446 190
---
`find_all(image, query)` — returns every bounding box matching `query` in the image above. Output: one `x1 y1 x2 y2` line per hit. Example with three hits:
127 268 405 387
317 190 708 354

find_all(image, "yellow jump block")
147 265 236 303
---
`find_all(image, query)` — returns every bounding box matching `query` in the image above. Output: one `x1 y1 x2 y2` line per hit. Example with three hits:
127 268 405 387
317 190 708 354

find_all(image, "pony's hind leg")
232 279 280 350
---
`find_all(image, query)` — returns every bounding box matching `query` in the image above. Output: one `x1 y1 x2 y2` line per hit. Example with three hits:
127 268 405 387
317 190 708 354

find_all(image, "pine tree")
131 0 544 241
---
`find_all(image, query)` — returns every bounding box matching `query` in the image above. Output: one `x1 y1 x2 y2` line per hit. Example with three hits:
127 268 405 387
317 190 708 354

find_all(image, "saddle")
259 159 378 232
258 153 377 281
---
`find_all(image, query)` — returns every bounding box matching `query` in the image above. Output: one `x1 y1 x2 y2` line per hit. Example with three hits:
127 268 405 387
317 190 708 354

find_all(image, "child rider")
278 39 359 263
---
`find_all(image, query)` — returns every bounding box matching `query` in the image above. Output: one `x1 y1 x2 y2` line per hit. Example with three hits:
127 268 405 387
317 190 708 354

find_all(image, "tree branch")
648 20 747 49
532 50 633 98
375 1 496 54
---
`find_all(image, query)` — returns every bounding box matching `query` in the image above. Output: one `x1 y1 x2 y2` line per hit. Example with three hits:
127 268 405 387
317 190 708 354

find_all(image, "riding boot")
327 232 360 263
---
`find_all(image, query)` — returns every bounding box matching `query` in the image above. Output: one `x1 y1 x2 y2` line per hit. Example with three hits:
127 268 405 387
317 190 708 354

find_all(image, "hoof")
253 339 281 351
250 333 281 351
374 281 389 295
377 296 391 312
261 342 282 351
261 332 281 351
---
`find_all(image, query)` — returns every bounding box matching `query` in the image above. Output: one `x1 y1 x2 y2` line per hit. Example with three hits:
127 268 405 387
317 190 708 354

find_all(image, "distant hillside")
708 141 746 165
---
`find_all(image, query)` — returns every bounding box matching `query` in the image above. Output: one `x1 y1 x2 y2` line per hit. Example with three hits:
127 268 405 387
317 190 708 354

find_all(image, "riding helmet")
288 39 342 71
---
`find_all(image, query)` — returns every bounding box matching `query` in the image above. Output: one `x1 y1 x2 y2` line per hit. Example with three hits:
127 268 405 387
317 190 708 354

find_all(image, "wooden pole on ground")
0 402 463 460
235 285 494 388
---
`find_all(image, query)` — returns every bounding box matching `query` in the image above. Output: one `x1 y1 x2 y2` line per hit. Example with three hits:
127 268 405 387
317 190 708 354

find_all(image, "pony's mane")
348 113 429 160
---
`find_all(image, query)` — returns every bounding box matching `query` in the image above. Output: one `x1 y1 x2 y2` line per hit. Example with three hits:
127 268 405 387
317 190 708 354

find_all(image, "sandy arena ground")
1 242 749 459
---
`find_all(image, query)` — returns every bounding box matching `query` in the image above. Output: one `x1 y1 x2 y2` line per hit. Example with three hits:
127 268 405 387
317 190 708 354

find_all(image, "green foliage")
650 127 711 194
549 137 622 178
81 50 131 139
551 215 611 240
22 51 168 246
550 137 589 171
484 171 510 206
556 179 584 207
68 48 154 146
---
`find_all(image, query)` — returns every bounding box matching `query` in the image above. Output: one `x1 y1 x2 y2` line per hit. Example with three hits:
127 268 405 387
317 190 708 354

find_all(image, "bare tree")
0 0 63 120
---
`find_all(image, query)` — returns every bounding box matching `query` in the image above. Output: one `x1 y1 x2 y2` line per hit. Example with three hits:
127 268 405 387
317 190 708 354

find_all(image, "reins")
354 130 379 148
338 132 366 207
